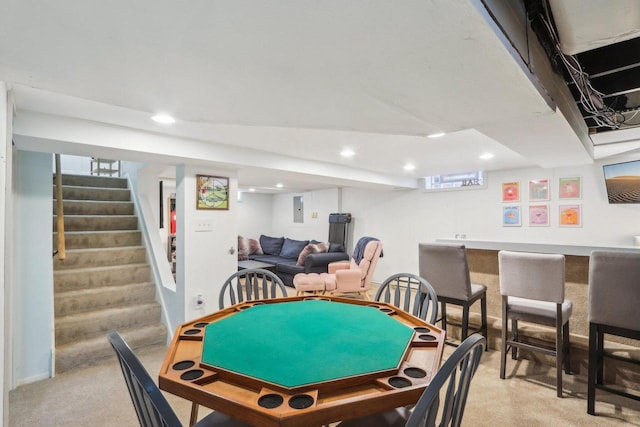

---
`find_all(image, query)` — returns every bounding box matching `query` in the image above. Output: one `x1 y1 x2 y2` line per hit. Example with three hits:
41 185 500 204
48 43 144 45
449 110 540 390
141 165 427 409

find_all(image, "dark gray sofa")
245 235 349 287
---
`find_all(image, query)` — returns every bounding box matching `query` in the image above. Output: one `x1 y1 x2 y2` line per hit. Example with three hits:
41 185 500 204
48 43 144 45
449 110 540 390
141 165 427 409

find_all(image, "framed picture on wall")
196 175 229 210
559 176 581 199
502 182 520 202
529 179 550 201
502 205 521 227
528 204 549 226
559 204 582 227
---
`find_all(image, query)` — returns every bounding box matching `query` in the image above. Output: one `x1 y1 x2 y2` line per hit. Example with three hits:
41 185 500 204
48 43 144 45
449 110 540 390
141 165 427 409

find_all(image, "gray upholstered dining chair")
375 273 439 324
498 250 571 398
587 250 640 415
107 330 250 427
418 243 488 348
218 268 287 309
336 333 486 427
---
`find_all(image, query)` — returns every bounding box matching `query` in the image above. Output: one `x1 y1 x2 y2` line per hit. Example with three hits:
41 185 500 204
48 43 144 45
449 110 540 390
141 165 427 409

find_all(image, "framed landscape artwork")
196 175 229 210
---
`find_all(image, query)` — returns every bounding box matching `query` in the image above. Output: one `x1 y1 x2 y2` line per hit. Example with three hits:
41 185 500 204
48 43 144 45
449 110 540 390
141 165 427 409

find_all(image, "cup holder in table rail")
257 389 318 411
412 326 439 344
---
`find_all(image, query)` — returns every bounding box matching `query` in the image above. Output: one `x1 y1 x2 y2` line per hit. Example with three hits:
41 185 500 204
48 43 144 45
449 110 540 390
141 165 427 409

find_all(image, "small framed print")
529 204 549 226
559 204 582 227
196 175 229 210
502 205 521 227
502 182 520 202
529 179 550 201
559 177 581 199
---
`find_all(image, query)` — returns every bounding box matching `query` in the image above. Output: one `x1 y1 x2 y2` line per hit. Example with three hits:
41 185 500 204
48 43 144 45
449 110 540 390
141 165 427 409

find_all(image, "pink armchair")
321 238 383 299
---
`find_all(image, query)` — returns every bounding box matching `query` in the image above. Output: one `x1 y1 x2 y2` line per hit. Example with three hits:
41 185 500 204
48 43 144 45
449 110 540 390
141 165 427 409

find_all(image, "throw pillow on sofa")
237 235 250 260
248 238 263 255
279 238 309 259
296 242 329 265
259 235 285 255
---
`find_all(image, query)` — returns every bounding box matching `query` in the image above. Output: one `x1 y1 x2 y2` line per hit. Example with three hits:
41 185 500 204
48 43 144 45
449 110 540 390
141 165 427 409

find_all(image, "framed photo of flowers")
529 179 550 201
559 204 582 227
559 176 581 199
502 205 521 227
196 174 229 210
529 204 549 226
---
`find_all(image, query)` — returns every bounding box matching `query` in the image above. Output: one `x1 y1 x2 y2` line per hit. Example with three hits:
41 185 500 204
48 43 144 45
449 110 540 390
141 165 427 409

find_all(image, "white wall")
343 159 640 283
13 150 54 386
237 192 273 238
270 188 340 242
1 81 11 427
178 166 239 320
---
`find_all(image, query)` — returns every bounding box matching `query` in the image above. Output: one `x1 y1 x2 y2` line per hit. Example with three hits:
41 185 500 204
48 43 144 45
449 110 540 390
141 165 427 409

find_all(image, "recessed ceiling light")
340 149 355 158
427 132 446 138
151 114 176 124
249 188 256 192
479 153 495 160
276 183 284 188
403 164 416 171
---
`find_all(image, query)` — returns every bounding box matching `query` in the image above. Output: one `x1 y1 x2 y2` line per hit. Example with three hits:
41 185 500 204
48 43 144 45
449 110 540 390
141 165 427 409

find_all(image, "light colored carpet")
8 343 640 426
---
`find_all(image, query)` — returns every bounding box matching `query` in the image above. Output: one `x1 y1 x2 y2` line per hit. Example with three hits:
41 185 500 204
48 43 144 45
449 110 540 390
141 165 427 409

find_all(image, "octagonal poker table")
159 296 445 427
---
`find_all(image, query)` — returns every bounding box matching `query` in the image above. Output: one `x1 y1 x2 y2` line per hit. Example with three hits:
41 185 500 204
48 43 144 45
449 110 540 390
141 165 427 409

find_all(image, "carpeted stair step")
53 230 142 250
55 303 162 346
55 282 156 317
54 174 128 189
53 185 131 201
53 200 134 215
54 263 151 292
55 324 166 373
53 214 138 231
53 246 147 270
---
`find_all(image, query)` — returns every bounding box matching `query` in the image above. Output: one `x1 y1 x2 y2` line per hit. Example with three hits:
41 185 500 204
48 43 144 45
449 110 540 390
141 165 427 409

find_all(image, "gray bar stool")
588 250 640 415
419 243 488 348
498 250 571 397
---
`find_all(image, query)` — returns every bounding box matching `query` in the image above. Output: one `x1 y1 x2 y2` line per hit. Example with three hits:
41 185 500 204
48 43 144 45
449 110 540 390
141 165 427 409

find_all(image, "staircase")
53 173 167 373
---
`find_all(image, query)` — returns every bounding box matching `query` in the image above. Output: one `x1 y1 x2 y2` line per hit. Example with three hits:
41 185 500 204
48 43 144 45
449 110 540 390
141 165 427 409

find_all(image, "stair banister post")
55 154 66 260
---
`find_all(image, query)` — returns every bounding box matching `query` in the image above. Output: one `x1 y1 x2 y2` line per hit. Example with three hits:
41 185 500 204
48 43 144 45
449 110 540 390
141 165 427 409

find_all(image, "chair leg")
596 330 604 385
556 317 563 398
189 403 199 426
441 302 448 334
587 323 598 415
481 295 489 350
461 304 470 341
511 319 518 360
500 300 508 380
563 321 571 374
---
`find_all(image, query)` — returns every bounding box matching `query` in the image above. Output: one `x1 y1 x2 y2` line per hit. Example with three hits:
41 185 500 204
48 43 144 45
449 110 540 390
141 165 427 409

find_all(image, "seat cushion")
470 283 487 299
508 296 573 323
293 273 326 292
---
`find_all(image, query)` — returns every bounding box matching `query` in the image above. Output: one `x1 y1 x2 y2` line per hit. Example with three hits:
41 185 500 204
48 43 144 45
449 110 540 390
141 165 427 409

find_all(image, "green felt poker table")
159 295 445 427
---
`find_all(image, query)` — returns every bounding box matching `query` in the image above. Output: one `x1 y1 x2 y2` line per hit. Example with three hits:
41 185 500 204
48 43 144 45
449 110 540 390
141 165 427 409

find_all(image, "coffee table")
237 259 276 272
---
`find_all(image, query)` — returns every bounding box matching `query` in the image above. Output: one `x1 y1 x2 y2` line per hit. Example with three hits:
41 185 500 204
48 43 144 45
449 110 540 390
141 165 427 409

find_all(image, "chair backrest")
375 273 439 324
418 243 472 300
589 250 640 330
405 333 486 427
107 330 182 427
219 268 287 309
356 240 383 288
498 250 565 303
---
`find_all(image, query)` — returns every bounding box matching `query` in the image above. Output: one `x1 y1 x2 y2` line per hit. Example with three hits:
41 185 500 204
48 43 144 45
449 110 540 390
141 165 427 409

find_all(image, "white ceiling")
0 0 618 192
